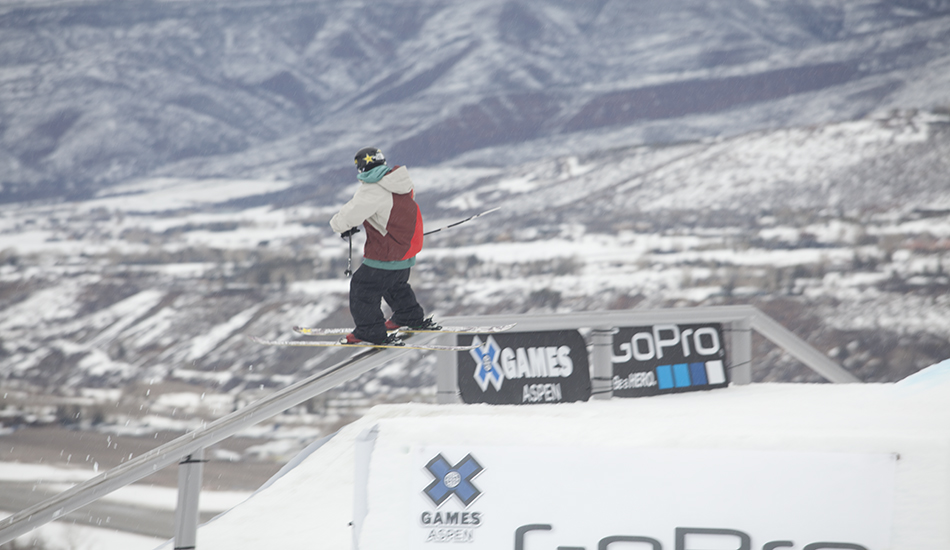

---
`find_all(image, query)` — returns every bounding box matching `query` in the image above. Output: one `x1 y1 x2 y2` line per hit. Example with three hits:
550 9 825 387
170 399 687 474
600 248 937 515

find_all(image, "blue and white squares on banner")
655 360 726 390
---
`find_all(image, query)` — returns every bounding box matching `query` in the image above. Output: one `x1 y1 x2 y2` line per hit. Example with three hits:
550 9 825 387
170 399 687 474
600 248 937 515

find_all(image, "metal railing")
433 305 858 403
0 335 436 547
0 306 857 547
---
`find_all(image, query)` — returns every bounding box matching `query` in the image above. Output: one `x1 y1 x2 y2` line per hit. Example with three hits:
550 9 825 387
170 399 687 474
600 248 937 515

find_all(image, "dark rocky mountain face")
1 0 949 203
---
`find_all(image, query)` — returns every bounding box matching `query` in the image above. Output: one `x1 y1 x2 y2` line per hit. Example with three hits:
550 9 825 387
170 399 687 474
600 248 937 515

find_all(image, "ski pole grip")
344 233 354 277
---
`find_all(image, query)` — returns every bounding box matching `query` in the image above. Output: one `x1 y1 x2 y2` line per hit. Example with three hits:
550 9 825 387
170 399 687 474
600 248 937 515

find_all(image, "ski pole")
344 233 353 277
423 207 500 236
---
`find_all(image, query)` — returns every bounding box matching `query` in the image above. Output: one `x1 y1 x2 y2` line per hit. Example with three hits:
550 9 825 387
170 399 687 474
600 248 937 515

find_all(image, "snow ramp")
191 360 950 550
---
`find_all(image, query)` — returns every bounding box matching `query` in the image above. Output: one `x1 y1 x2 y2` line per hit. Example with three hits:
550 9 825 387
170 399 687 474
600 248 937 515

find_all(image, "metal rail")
434 305 858 402
439 305 759 332
749 310 860 383
0 335 437 545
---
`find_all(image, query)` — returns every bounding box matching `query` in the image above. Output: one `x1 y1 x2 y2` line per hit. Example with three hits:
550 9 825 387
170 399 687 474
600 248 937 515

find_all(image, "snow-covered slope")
185 359 950 550
0 109 948 446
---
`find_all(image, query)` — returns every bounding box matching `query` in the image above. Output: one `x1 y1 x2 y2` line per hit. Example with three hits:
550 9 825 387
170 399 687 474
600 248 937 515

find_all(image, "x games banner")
612 323 729 398
356 441 896 550
457 330 591 404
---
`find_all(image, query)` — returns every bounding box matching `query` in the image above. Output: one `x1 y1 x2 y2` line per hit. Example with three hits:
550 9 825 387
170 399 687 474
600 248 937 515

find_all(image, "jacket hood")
375 166 414 194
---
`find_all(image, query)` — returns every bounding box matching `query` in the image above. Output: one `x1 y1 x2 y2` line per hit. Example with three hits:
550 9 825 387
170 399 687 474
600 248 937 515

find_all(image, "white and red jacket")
330 166 424 265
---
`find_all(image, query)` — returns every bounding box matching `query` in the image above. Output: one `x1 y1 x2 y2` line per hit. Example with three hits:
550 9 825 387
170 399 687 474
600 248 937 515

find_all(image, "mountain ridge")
1 0 949 202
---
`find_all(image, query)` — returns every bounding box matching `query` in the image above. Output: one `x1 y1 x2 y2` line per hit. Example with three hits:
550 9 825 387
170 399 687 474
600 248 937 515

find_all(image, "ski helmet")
354 147 386 173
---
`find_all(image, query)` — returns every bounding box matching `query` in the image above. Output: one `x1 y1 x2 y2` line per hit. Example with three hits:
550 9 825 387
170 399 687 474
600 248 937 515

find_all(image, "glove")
341 227 361 239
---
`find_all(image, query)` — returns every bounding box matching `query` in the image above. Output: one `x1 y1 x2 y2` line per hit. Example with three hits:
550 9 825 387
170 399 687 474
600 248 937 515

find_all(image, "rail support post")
436 334 460 404
590 328 615 399
174 448 205 550
729 317 752 385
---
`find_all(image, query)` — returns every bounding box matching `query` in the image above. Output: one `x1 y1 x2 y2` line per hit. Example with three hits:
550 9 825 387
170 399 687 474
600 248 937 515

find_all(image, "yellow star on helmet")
363 154 374 164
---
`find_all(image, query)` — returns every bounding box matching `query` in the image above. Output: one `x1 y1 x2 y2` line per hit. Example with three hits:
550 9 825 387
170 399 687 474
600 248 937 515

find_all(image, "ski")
247 335 480 352
292 323 516 336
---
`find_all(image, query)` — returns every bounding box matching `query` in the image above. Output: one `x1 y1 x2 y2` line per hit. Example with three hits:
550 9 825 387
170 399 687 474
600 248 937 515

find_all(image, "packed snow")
161 359 950 550
4 359 949 549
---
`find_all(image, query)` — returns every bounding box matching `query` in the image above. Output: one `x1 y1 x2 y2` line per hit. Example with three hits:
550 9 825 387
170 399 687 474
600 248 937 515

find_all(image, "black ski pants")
350 264 424 343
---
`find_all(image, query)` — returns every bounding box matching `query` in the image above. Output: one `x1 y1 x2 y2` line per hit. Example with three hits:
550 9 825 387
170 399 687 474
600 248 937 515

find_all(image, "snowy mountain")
1 0 949 202
1 108 948 441
1 0 949 491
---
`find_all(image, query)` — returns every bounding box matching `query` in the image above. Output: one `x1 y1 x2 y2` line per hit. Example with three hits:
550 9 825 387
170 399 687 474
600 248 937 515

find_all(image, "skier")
329 147 441 345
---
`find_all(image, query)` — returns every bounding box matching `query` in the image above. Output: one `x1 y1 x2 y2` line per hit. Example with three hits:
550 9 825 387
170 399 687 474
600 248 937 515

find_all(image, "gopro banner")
357 441 897 550
612 323 729 397
457 330 591 404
